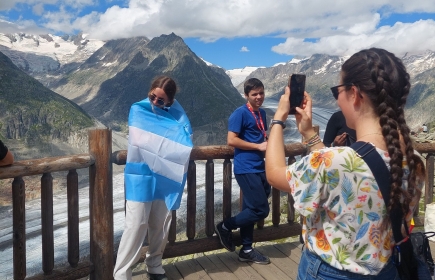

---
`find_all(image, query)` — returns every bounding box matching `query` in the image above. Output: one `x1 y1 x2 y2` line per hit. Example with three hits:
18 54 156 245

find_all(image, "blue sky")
1 1 435 70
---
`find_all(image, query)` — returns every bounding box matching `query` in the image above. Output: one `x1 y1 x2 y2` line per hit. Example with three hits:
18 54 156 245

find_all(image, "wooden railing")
0 128 434 280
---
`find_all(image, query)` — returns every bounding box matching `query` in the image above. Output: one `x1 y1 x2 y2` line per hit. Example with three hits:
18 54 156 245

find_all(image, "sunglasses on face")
330 83 354 100
149 93 165 106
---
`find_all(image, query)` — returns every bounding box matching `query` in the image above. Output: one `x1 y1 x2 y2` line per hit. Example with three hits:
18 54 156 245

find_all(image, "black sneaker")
148 273 168 280
214 221 235 252
238 249 270 264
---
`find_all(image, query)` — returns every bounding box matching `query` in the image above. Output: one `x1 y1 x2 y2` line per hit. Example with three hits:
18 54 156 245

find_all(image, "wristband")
270 119 286 129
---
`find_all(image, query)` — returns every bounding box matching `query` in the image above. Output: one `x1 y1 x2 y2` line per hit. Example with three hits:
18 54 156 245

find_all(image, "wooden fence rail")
0 129 434 280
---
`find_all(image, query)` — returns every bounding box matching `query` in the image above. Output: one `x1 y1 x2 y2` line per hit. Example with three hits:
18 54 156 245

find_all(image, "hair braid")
394 61 424 213
341 48 425 223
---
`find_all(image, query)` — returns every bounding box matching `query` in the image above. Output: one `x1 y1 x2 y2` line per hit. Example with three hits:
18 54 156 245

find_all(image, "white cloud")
32 3 45 16
272 20 435 57
1 0 435 57
0 18 48 34
240 46 249 52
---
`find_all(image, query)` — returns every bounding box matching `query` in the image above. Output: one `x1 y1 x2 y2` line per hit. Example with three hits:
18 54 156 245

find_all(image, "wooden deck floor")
132 241 303 280
131 240 435 280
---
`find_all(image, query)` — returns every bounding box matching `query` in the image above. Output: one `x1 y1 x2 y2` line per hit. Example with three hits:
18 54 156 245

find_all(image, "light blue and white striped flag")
124 98 193 210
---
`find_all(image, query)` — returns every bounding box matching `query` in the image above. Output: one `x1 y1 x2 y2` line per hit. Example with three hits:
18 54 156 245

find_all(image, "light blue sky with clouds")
1 0 435 70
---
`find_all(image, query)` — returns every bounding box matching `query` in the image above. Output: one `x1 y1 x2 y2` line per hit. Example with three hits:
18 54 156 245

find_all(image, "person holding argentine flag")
114 76 193 280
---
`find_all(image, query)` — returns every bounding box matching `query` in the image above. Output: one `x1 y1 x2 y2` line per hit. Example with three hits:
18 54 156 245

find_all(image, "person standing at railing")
265 48 428 279
323 110 356 147
113 76 193 280
0 140 14 166
215 78 271 265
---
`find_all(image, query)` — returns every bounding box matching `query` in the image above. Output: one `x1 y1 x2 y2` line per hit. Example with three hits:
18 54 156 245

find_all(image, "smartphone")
288 74 306 114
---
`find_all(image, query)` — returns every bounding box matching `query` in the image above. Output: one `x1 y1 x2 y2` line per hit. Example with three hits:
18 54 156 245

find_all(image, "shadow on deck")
131 240 435 280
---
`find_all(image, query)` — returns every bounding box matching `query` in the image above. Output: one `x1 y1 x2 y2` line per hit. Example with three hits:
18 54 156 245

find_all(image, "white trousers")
113 200 172 280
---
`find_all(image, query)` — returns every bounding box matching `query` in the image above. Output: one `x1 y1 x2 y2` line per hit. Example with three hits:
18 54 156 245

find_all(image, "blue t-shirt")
228 105 267 174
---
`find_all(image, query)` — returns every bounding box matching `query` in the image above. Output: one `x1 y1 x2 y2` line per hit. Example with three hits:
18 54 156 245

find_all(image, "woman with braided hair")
266 48 427 279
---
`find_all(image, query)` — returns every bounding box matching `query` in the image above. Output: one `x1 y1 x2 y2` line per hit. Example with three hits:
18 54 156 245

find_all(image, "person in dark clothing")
323 110 356 147
0 140 14 166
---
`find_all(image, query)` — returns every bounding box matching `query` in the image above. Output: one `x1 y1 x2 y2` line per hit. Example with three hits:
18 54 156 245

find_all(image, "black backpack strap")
350 142 405 242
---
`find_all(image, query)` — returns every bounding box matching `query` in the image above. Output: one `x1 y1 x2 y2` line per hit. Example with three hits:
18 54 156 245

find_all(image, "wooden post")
41 172 54 275
88 128 114 280
168 211 176 244
205 159 214 237
13 176 26 280
425 153 434 211
67 169 79 267
271 187 280 226
222 159 232 221
287 156 296 223
186 160 196 240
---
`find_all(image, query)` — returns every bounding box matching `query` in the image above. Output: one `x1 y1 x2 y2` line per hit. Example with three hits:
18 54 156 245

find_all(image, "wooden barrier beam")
0 154 94 179
111 143 308 165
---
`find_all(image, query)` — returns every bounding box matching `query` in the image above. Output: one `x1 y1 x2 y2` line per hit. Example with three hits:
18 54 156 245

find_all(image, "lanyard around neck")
246 103 267 141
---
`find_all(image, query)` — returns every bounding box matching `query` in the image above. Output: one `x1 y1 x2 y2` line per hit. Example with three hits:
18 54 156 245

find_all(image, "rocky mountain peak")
147 32 188 53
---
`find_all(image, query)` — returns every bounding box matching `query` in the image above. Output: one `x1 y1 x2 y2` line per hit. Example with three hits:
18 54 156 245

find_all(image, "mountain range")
0 32 245 149
0 51 95 159
1 32 435 158
236 52 435 130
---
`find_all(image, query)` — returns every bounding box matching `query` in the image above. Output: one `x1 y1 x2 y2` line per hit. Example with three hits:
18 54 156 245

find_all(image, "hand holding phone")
288 74 306 114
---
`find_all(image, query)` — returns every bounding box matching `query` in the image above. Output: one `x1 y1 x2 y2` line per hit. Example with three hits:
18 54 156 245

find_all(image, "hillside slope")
0 51 95 159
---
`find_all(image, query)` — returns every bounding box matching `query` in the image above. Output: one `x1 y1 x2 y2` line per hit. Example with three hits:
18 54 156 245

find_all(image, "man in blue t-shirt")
215 78 271 265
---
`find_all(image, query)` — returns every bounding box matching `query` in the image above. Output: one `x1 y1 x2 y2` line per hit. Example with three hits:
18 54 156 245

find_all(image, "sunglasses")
149 93 165 106
330 83 353 100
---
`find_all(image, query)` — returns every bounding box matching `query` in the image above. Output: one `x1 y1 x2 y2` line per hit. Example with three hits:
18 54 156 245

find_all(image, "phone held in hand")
288 74 306 114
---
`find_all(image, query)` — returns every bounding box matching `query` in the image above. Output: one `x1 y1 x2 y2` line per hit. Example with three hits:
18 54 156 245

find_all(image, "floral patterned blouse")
286 145 423 275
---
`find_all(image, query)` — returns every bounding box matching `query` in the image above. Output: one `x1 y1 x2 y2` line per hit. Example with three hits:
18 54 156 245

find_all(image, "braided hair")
341 48 425 220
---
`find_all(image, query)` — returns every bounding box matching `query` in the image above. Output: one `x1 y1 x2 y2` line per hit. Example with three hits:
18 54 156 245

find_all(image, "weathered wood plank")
111 143 308 165
174 259 212 280
12 176 26 280
425 154 434 210
88 128 114 280
186 160 197 240
195 254 238 280
169 211 177 244
287 156 296 224
222 159 232 221
225 251 264 279
203 254 238 280
0 154 94 179
25 261 93 280
244 253 289 280
41 172 54 274
255 245 298 280
163 264 184 280
67 169 79 267
274 242 303 265
272 188 280 226
205 159 215 237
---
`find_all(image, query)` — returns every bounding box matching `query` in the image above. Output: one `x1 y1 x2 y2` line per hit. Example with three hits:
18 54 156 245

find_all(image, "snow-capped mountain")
225 66 265 86
1 31 435 131
402 50 435 77
0 33 105 73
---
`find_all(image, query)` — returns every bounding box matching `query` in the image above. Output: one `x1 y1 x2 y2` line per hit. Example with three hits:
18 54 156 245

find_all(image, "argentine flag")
124 98 193 210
